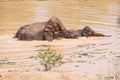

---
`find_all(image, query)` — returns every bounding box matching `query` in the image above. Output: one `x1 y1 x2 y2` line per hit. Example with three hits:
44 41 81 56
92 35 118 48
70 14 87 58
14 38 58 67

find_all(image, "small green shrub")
37 46 62 71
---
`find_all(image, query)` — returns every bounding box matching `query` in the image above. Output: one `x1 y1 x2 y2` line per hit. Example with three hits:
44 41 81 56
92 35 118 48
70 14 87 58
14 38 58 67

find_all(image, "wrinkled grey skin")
80 26 111 37
71 26 111 38
53 29 78 39
53 30 78 39
14 25 29 39
14 16 66 41
53 26 111 39
64 30 78 38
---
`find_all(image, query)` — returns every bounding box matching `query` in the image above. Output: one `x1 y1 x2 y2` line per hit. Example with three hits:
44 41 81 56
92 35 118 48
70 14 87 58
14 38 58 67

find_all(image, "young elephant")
14 16 66 41
81 26 110 37
73 26 111 38
61 26 109 38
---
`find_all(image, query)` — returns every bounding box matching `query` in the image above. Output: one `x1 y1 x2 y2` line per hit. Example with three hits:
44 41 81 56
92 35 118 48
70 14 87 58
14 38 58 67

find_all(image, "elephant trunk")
57 18 66 34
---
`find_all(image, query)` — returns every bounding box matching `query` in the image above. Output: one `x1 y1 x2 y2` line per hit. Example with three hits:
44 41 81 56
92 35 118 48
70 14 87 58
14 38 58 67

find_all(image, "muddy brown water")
0 0 120 79
0 1 120 34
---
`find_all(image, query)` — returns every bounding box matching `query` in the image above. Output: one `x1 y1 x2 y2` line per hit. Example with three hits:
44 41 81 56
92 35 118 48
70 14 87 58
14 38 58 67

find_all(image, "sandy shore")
0 72 97 80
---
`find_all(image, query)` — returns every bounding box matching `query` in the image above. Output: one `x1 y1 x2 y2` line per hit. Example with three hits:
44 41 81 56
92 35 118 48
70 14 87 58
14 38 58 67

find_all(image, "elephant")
53 26 111 39
64 26 110 38
79 26 111 37
14 16 66 41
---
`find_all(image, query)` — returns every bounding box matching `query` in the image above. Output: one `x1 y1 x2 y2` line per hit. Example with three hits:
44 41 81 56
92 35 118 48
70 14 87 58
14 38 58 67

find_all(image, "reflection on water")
0 1 120 34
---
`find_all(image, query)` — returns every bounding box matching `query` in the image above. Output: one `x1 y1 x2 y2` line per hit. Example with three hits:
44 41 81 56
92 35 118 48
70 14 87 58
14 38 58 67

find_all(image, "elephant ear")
49 16 66 33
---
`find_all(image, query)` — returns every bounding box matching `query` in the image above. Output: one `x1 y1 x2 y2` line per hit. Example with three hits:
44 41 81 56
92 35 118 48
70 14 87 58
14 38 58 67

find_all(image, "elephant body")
14 22 47 40
14 24 29 39
64 30 78 38
53 30 78 39
14 16 66 41
53 26 110 39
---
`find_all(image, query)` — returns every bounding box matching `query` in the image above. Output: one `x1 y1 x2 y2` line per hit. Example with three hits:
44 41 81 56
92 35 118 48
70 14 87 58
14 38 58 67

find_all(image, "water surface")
0 0 120 79
0 1 120 34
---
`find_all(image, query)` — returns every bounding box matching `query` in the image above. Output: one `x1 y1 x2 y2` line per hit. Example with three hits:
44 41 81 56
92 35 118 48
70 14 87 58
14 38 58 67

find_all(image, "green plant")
37 46 62 71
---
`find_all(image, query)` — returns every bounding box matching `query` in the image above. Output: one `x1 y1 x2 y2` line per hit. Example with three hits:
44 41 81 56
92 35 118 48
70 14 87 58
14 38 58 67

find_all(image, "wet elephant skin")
14 16 66 41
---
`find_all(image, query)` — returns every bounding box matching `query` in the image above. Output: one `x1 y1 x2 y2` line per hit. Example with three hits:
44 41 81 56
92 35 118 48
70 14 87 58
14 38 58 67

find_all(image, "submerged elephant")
76 26 111 37
54 26 111 39
14 16 66 41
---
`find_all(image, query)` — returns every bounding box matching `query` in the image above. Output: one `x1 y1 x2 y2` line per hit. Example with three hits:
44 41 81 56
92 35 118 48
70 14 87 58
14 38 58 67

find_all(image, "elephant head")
82 26 110 37
43 16 66 41
82 26 95 37
45 16 66 33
